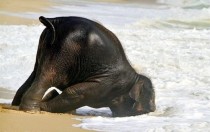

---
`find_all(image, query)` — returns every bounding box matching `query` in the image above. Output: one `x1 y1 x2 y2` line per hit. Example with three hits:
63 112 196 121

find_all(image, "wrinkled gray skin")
12 16 155 117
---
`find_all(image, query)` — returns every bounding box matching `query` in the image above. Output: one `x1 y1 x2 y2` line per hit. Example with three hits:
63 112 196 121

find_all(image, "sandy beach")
0 0 55 25
0 0 156 25
0 104 91 132
0 86 90 132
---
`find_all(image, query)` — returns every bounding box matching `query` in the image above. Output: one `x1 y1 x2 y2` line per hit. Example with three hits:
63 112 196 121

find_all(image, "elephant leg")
42 89 77 114
12 71 36 106
19 76 51 111
40 82 100 113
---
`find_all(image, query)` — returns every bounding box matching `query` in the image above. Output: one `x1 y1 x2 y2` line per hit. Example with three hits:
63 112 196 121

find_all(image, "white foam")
0 99 12 104
0 25 44 90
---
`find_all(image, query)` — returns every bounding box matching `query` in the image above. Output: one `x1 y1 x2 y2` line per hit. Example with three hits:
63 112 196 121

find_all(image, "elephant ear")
39 16 56 45
129 75 156 113
129 79 144 102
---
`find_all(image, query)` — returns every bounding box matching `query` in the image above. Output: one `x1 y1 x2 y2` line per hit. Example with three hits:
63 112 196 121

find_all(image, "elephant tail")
39 16 56 45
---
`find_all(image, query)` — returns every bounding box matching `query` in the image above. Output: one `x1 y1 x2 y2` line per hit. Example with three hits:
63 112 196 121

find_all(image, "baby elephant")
12 16 155 117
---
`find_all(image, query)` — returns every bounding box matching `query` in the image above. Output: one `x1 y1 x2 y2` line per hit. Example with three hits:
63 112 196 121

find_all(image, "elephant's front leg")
40 82 100 113
19 78 50 111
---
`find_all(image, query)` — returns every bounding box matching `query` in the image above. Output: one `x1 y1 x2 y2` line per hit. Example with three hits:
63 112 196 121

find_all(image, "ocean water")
1 0 210 131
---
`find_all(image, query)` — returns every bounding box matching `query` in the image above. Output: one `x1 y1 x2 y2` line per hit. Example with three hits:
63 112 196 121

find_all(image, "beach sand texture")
0 104 91 132
0 0 155 25
0 0 55 25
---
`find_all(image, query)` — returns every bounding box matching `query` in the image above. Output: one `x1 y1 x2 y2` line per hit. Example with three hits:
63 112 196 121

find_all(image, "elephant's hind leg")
40 82 100 113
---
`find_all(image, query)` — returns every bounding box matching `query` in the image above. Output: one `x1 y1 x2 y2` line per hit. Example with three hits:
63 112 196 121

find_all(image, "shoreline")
0 87 15 100
0 0 158 25
0 0 55 25
0 104 91 132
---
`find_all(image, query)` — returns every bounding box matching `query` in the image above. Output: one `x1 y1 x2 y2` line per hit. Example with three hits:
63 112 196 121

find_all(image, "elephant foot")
19 101 41 112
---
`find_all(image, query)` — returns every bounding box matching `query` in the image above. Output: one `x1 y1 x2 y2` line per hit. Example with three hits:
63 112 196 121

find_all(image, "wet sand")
0 104 91 132
0 0 157 25
0 89 91 132
93 0 156 3
0 0 55 25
